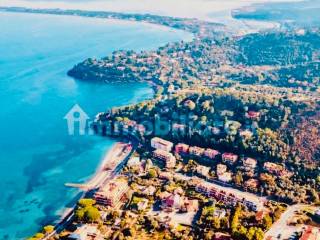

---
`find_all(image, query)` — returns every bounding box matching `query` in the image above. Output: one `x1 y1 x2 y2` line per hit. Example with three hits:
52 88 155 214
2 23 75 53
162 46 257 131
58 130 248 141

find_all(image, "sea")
0 11 192 239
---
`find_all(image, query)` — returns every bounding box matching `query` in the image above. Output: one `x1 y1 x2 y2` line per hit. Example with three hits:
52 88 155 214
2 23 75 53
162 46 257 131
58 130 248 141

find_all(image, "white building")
151 137 173 152
218 172 232 183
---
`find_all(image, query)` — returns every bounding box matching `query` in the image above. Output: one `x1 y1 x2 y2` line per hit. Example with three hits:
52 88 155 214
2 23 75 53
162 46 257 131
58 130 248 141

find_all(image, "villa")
245 178 259 190
263 162 284 175
243 157 257 170
217 164 227 175
239 129 253 138
218 172 232 183
160 192 199 213
222 153 238 164
181 199 199 213
246 111 260 120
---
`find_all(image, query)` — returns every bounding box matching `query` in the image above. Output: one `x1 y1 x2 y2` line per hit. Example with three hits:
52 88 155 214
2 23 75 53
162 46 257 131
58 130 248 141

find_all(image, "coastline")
0 10 194 40
0 10 192 238
54 141 134 237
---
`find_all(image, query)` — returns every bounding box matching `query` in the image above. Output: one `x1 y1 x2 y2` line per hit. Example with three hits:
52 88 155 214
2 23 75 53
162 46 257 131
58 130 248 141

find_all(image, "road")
264 204 310 240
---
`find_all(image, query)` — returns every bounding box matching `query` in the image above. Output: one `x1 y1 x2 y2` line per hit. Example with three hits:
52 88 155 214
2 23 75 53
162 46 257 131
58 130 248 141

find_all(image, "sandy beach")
65 142 132 190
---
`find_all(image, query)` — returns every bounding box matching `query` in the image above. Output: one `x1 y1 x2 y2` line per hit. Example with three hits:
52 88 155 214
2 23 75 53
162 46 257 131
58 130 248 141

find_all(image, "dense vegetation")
98 89 319 204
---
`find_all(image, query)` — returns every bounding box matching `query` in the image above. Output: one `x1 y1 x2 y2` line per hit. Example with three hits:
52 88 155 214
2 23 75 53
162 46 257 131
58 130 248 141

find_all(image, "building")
204 148 220 159
127 156 140 167
255 210 268 222
94 178 129 208
137 198 149 211
159 171 173 181
299 226 320 240
153 149 176 168
161 193 183 210
172 123 187 136
213 209 226 218
189 146 205 157
142 186 157 196
161 192 199 213
246 111 260 120
222 153 238 164
168 84 175 93
151 137 173 152
216 164 227 175
175 143 190 154
68 225 103 240
182 199 199 212
243 157 257 170
191 177 258 211
218 172 232 183
263 162 284 175
211 127 221 135
239 129 253 138
213 232 232 240
196 165 211 177
245 178 259 190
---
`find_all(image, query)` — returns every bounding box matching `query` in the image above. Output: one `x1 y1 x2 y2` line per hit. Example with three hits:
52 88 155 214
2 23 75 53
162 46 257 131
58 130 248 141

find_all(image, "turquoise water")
0 12 192 239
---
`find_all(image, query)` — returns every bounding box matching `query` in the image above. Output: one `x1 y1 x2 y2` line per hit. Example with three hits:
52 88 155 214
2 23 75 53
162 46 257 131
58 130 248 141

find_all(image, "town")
29 134 319 240
14 5 320 240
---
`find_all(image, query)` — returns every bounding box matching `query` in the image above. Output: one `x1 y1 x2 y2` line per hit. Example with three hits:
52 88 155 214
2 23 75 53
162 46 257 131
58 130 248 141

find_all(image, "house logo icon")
64 104 90 135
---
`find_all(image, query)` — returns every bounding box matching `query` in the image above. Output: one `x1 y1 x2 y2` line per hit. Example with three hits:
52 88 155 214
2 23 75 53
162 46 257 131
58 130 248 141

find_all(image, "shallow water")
0 12 192 239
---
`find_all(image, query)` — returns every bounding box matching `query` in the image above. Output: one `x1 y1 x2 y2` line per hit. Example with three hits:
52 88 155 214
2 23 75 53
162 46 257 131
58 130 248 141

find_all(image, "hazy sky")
0 0 303 20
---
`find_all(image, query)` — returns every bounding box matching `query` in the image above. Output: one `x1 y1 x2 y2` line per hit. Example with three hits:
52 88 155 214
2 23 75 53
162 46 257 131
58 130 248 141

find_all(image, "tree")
75 198 100 223
234 172 243 186
220 216 230 230
212 217 221 229
262 214 273 230
43 225 54 234
75 208 85 221
148 168 158 178
204 230 215 240
231 205 242 232
85 206 101 223
78 198 96 208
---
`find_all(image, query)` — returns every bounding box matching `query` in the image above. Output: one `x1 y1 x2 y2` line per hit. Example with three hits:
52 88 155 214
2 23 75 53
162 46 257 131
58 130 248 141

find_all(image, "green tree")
85 206 101 222
75 208 85 221
212 217 221 229
43 225 54 234
148 168 158 178
262 214 273 230
78 198 96 208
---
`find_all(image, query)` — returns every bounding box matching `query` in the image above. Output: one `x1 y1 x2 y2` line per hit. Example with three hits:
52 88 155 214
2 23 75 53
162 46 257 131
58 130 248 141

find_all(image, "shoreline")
54 141 133 237
0 0 301 22
0 8 190 239
0 10 194 40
